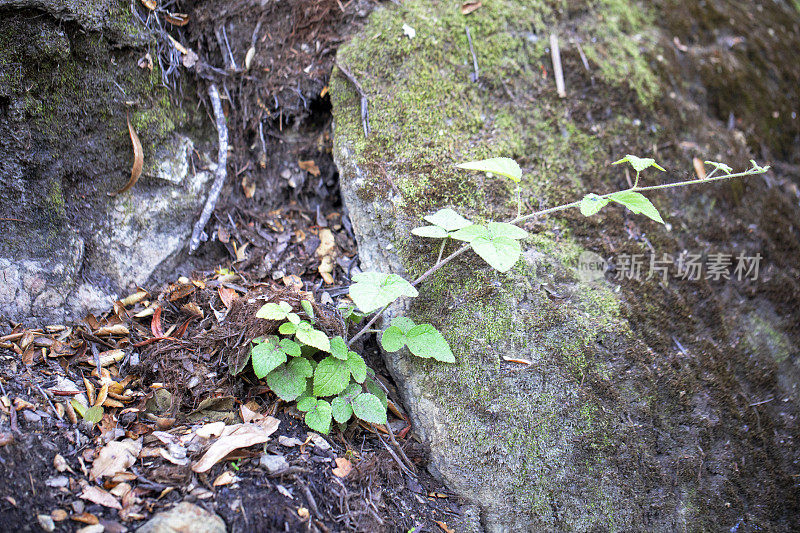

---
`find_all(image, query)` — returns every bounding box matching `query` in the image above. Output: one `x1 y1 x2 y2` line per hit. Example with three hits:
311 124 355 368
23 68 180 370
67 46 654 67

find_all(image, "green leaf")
286 312 301 325
296 327 330 353
71 399 87 419
703 160 733 175
456 157 522 183
608 191 665 224
411 225 449 239
346 351 367 383
279 322 297 335
279 338 302 357
364 377 388 409
450 224 488 243
379 317 455 363
331 396 354 424
423 208 472 232
349 272 419 314
352 393 388 425
611 154 666 173
313 356 351 397
300 300 314 319
487 222 527 240
266 358 313 402
256 301 292 320
251 339 287 379
304 400 332 434
296 396 317 412
84 405 104 425
329 336 348 360
580 193 610 217
471 235 522 272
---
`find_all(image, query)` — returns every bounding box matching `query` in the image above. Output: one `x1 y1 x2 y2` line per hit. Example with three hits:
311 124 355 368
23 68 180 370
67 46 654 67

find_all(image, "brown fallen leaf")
460 0 482 15
213 471 239 486
315 228 337 258
80 485 122 510
139 0 156 10
693 157 707 180
90 438 142 481
241 175 256 198
192 418 279 473
298 159 320 177
51 509 68 522
164 12 189 26
318 256 335 285
435 520 455 533
332 457 352 478
108 113 143 197
71 512 100 525
218 287 238 309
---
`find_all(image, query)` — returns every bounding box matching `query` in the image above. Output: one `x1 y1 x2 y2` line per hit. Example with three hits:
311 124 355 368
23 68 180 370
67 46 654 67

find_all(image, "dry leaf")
218 287 239 309
332 457 352 478
195 421 226 438
80 485 122 510
282 275 303 291
108 113 143 197
139 0 156 10
137 53 153 71
192 418 279 473
120 290 147 307
71 512 100 525
51 509 68 521
90 439 142 481
502 356 532 365
213 471 239 486
435 520 455 533
693 157 707 180
298 160 320 177
241 175 256 198
318 256 334 285
245 47 256 70
460 1 482 15
164 12 189 26
315 229 336 258
94 324 128 336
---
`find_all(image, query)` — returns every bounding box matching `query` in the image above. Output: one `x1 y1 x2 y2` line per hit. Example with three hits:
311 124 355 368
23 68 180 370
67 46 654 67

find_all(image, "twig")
575 41 591 72
35 382 61 421
550 33 566 98
189 83 229 254
465 26 479 82
334 60 370 136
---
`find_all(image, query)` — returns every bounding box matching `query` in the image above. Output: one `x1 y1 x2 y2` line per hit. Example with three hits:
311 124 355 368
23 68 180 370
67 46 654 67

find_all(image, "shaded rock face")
332 0 800 531
0 0 211 325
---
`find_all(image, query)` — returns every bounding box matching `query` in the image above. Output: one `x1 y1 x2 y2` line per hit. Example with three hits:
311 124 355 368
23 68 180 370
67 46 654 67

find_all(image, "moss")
744 312 793 364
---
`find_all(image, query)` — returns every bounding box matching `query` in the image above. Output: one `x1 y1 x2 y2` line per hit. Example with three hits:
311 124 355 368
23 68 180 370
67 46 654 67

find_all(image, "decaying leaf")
298 160 320 177
90 438 142 480
80 484 122 510
218 286 239 309
213 471 239 486
332 457 352 478
693 157 707 180
108 113 143 197
164 12 189 26
460 1 482 15
137 53 153 71
192 418 280 473
139 0 156 10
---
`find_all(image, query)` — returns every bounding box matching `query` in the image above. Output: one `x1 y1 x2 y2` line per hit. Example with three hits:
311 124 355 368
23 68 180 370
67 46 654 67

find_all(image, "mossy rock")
332 0 800 530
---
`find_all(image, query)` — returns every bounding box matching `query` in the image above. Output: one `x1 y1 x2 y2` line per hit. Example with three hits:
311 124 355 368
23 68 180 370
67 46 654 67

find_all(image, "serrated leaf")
304 400 332 434
364 378 388 409
296 328 330 353
266 358 313 401
456 157 522 183
329 336 348 360
313 356 350 397
279 322 297 335
279 338 302 357
423 208 472 232
471 235 521 272
450 224 488 243
703 160 733 175
296 396 316 412
411 225 450 239
612 154 666 172
405 324 455 362
331 396 354 424
352 393 388 425
251 339 287 378
487 222 528 240
286 312 301 325
580 193 610 217
608 191 665 224
256 301 292 320
349 272 419 314
346 351 367 383
380 326 406 352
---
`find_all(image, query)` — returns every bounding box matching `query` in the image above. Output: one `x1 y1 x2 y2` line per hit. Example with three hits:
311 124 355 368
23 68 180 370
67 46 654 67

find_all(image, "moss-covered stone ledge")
332 0 800 530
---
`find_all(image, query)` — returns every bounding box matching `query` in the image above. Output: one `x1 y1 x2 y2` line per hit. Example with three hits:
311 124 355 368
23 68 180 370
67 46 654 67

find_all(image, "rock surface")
0 0 211 325
136 502 226 533
332 0 800 531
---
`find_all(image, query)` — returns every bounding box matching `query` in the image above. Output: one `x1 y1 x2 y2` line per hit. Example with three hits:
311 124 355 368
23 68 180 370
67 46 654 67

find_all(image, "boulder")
0 0 211 325
332 0 800 530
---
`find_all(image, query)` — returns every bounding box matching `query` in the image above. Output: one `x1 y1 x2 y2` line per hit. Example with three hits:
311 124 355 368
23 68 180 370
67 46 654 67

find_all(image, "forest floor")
0 1 469 531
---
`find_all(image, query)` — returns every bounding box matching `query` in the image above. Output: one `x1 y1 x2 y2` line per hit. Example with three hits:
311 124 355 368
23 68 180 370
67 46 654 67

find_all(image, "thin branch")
334 59 370 136
189 83 228 254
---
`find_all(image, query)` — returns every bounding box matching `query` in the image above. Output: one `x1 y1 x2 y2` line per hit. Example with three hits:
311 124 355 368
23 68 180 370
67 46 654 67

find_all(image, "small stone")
76 526 105 533
24 410 42 423
277 436 303 447
37 514 55 532
259 454 289 475
136 502 224 533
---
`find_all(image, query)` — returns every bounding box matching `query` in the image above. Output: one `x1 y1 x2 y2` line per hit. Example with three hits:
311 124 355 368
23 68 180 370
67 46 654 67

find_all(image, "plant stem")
436 238 448 265
348 304 390 346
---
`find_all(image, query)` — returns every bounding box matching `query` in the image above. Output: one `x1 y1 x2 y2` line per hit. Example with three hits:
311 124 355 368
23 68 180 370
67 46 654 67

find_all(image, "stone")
331 0 800 531
136 502 225 533
258 453 289 474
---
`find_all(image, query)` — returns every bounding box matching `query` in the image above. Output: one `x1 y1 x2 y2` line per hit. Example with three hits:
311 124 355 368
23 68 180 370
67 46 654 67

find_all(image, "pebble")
37 514 55 532
136 502 225 533
259 454 289 474
24 410 41 423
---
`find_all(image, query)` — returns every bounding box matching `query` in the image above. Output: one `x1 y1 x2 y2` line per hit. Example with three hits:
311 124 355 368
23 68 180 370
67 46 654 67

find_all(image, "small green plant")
237 155 768 435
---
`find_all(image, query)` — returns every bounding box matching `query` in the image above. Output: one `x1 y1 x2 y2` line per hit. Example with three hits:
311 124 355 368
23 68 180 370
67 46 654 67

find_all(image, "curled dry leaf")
298 160 321 177
460 1 482 15
192 418 279 473
90 438 142 481
164 12 189 26
108 113 143 197
139 0 156 10
80 485 122 510
213 471 239 486
693 157 707 180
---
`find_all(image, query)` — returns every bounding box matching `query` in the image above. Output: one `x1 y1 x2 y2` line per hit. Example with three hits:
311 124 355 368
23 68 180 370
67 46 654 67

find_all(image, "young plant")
346 155 769 363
